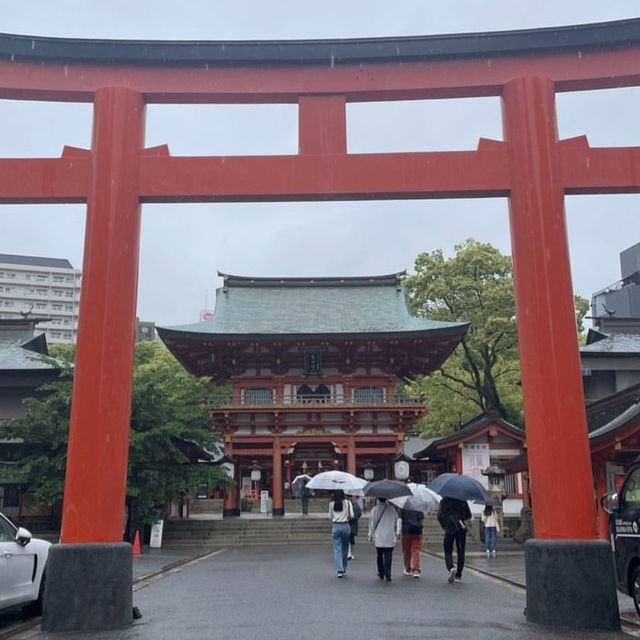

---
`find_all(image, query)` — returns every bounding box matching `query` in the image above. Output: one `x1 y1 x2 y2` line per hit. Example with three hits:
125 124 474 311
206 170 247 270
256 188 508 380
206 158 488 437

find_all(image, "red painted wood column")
347 436 356 475
298 96 346 155
272 437 284 516
594 459 609 540
502 76 595 540
61 87 145 543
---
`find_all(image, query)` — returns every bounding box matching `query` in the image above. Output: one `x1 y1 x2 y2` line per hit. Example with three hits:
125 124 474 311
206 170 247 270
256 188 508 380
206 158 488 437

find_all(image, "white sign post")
149 520 164 549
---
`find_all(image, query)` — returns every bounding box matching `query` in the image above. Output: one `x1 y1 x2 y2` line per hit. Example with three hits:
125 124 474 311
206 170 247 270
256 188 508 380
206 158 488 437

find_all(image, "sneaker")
385 576 392 583
448 568 456 584
454 576 463 583
403 569 412 576
413 571 420 578
491 551 496 557
377 573 384 580
337 571 344 578
347 554 354 560
486 550 490 558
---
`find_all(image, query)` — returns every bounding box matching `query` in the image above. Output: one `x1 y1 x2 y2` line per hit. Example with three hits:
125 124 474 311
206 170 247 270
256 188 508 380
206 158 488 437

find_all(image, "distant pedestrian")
368 497 399 582
329 490 354 578
300 480 310 515
347 494 362 560
482 504 500 558
399 507 424 578
437 496 472 584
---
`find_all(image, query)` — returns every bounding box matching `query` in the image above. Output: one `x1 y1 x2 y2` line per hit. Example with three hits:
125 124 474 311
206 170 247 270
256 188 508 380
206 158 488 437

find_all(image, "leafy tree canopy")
404 239 589 437
1 341 230 526
404 239 522 436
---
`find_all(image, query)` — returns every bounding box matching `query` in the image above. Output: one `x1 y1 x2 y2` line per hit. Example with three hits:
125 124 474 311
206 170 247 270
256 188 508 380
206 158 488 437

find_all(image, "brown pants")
401 533 422 572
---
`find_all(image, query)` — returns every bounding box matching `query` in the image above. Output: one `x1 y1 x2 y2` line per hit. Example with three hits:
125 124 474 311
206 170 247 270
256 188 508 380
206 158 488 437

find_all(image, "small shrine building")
158 272 468 516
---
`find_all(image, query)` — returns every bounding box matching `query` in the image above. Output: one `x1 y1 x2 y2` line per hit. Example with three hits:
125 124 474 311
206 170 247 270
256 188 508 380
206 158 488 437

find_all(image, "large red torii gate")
1 19 638 631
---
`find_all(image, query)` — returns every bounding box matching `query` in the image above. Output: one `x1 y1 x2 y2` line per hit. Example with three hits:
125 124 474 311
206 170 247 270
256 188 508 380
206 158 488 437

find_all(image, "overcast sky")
0 1 639 327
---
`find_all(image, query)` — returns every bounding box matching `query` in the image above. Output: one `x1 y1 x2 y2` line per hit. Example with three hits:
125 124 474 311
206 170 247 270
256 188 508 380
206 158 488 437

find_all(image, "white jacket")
482 513 500 532
368 502 398 548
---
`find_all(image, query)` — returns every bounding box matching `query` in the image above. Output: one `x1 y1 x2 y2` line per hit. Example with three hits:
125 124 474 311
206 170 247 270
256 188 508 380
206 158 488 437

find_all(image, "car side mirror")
601 491 619 515
15 527 32 547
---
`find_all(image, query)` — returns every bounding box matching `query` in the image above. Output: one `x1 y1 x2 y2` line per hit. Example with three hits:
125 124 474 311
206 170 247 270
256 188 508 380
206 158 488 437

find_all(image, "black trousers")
376 546 394 579
443 530 467 578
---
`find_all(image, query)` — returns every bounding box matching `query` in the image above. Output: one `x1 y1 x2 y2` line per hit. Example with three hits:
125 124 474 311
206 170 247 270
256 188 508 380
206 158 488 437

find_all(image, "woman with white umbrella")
328 490 354 578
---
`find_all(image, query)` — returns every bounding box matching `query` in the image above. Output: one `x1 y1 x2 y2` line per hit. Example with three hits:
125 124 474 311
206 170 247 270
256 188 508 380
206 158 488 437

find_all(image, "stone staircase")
162 513 447 550
162 516 334 550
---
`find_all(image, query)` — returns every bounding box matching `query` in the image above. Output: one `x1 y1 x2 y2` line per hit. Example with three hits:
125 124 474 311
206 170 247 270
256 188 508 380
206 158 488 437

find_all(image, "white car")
0 512 50 615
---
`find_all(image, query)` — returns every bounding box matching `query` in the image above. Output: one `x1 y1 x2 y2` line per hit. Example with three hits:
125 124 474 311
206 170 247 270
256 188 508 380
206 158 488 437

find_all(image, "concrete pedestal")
41 543 133 632
525 539 620 630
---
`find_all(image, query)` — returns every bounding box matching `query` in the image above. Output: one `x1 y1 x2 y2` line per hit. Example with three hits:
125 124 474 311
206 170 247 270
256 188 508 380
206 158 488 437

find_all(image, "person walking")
399 507 424 578
437 496 472 584
347 494 362 560
482 504 500 558
300 480 311 516
329 490 354 578
368 497 399 583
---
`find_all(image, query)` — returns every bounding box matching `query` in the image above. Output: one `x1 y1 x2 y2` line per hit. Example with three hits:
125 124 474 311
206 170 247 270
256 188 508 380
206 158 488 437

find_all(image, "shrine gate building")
158 272 467 516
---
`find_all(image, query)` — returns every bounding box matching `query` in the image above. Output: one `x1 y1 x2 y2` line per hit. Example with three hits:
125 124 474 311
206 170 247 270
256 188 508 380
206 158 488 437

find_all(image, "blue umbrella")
427 473 489 503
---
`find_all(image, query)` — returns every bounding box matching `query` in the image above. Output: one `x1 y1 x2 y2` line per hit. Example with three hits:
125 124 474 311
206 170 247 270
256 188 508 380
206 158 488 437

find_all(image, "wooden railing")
202 394 425 409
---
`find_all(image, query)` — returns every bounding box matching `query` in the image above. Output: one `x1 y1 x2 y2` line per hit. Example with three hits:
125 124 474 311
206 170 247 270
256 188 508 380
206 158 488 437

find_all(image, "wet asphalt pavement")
13 544 635 640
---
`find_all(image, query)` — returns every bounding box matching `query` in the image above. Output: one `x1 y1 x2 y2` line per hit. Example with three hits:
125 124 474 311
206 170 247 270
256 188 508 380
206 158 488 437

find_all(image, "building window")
36 274 47 281
53 275 64 283
35 303 47 309
304 349 322 376
243 388 274 405
353 387 385 404
65 291 74 298
6 272 15 279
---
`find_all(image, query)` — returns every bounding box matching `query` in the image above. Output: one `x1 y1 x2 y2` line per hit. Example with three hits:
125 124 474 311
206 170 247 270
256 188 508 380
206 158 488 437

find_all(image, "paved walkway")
13 541 637 640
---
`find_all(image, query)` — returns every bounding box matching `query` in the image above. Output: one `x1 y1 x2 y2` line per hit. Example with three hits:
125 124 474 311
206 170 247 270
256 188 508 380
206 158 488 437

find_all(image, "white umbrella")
291 474 312 498
390 483 441 513
305 470 367 494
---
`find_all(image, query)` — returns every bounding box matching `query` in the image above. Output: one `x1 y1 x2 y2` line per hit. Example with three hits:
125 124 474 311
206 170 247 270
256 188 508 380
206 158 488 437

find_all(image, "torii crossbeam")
1 18 638 631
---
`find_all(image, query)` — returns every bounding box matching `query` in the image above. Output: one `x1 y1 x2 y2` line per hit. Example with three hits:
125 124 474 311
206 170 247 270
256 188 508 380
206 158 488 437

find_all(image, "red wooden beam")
2 46 640 103
138 143 509 202
561 136 640 194
0 156 89 203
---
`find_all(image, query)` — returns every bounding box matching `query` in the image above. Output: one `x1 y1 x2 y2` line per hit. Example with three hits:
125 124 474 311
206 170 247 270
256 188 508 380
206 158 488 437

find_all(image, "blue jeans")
332 523 351 573
485 526 497 553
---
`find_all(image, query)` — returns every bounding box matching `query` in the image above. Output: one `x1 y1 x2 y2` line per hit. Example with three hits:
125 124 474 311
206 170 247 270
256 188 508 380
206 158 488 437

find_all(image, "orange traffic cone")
132 529 142 556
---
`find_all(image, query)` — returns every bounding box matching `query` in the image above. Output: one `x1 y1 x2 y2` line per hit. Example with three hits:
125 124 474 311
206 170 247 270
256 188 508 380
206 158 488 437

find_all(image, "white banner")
461 443 490 488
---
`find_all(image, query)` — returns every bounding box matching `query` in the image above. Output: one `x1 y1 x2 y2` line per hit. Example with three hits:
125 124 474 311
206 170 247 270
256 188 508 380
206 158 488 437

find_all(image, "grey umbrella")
362 479 412 500
427 473 489 503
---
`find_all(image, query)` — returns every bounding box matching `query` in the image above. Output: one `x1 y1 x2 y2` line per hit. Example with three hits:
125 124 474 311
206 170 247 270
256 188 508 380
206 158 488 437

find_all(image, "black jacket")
437 497 472 535
400 508 424 535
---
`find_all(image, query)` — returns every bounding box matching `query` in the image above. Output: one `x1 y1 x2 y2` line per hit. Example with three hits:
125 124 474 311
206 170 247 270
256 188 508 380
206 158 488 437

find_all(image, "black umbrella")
362 479 412 500
427 473 489 503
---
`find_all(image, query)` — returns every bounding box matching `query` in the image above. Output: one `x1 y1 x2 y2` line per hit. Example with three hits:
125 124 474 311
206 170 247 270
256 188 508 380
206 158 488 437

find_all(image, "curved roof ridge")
1 19 639 66
217 272 406 288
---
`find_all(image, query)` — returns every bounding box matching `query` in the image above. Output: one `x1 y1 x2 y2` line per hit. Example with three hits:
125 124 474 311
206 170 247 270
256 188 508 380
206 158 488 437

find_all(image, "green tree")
404 239 522 436
0 341 230 530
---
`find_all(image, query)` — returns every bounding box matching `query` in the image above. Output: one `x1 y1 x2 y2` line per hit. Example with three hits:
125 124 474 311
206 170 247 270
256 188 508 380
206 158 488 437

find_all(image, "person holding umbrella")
437 497 472 584
328 489 354 578
429 472 488 584
368 497 399 582
398 507 424 578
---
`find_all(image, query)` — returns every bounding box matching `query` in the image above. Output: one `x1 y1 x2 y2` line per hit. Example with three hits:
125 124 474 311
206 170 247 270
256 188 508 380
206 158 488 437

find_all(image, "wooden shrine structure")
158 272 468 515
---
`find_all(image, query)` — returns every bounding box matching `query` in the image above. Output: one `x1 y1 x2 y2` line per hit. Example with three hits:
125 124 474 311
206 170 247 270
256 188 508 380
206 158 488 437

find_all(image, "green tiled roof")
0 338 57 371
161 273 467 337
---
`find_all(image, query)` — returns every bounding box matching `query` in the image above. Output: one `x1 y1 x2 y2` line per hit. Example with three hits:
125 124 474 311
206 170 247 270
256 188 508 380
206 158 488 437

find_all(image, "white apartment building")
0 254 81 344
